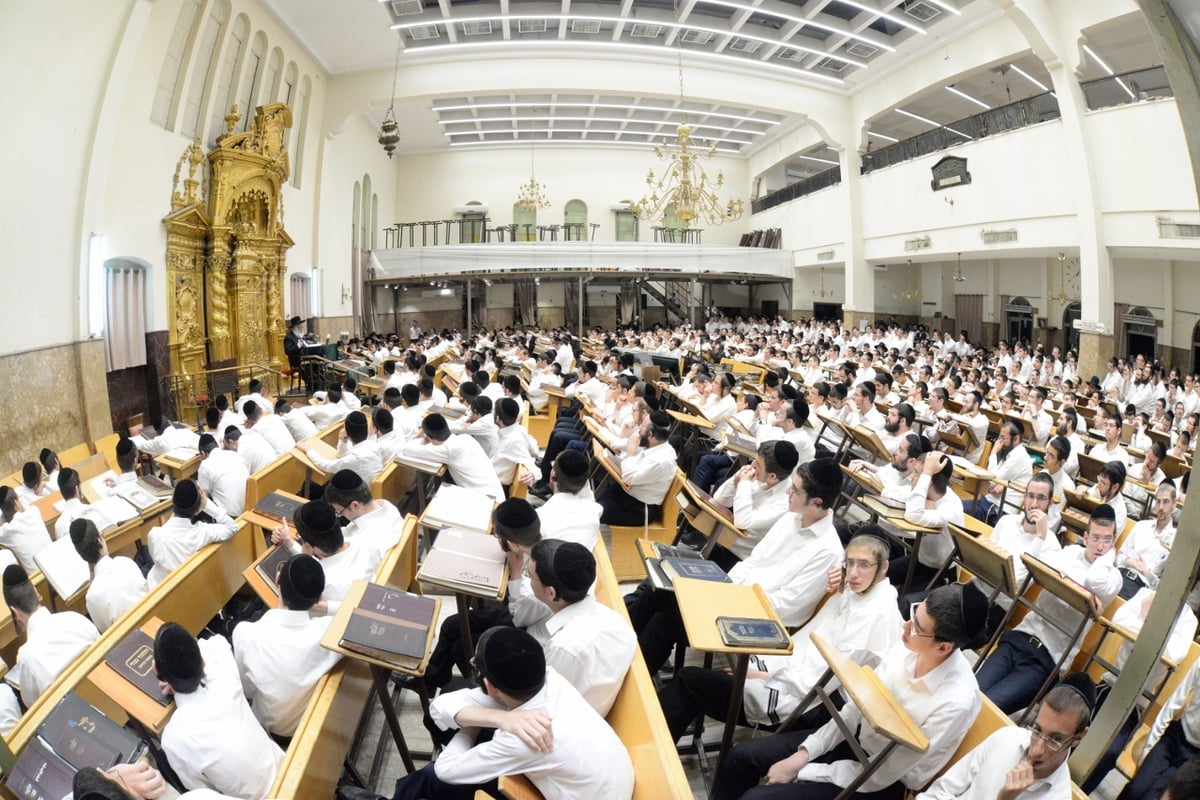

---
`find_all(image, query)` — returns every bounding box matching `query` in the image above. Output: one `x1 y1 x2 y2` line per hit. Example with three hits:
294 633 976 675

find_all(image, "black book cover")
104 630 172 707
253 491 304 522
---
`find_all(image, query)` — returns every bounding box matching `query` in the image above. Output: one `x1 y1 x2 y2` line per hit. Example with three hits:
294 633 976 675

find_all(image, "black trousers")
391 763 498 800
423 603 513 692
623 580 683 674
712 737 905 800
1115 720 1200 800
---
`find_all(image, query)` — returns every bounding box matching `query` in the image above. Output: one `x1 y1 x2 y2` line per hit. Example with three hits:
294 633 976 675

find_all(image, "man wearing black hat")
284 314 310 389
492 396 539 486
4 563 99 707
297 409 383 486
713 583 988 800
598 409 678 526
534 450 602 549
918 674 1094 800
342 626 633 800
626 458 845 674
512 539 635 716
70 518 148 633
0 485 52 573
155 622 284 797
196 431 250 516
146 479 237 587
325 468 403 559
273 499 379 614
233 554 343 738
976 504 1122 713
399 412 504 500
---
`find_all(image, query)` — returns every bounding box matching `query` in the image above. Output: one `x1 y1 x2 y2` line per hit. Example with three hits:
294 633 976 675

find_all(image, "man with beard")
847 432 929 503
952 390 990 464
965 421 1032 524
876 402 915 453
1085 460 1129 533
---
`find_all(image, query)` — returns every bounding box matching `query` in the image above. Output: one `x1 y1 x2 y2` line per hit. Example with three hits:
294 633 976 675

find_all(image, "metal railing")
861 92 1062 175
161 364 286 429
752 166 842 214
1081 65 1173 110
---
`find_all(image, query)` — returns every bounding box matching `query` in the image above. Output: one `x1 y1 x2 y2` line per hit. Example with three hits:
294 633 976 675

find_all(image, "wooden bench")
269 515 422 800
245 450 310 509
497 538 692 800
606 470 685 581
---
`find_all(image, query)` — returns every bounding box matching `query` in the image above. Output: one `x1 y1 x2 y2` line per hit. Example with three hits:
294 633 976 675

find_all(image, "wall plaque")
930 156 971 191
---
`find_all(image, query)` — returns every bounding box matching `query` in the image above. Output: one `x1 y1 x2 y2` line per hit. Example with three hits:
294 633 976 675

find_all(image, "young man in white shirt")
341 626 633 800
976 504 1122 713
704 440 799 570
918 675 1094 800
0 485 53 574
712 582 988 800
598 410 678 526
399 412 505 500
70 518 148 633
535 450 602 550
297 410 383 487
195 433 249 517
966 421 1033 524
1115 481 1176 597
323 468 403 560
272 500 380 616
146 480 238 587
233 554 343 738
53 467 86 541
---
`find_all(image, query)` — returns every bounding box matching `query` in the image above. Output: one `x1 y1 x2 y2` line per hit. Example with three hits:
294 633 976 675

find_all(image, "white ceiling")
262 0 1166 178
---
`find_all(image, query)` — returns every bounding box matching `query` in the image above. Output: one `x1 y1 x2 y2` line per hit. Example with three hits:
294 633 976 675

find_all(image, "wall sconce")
340 284 352 305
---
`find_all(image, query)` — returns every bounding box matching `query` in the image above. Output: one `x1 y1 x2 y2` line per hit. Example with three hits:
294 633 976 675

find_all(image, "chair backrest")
928 694 1011 783
92 433 123 472
57 442 94 468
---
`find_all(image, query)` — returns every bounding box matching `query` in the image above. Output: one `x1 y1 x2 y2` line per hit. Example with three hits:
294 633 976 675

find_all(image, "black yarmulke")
806 458 842 492
552 542 595 594
345 411 368 439
476 626 545 697
423 413 450 438
154 622 202 686
295 501 341 539
2 564 29 588
772 440 799 473
279 554 325 609
330 469 364 492
172 480 201 514
1057 672 1099 711
555 449 588 480
116 438 135 458
494 498 538 530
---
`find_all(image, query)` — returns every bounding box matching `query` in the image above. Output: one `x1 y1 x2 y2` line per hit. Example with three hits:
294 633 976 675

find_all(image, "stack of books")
642 542 731 592
420 485 495 534
338 583 438 670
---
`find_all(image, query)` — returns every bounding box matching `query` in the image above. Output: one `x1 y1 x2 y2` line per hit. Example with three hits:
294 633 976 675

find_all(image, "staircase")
641 280 698 324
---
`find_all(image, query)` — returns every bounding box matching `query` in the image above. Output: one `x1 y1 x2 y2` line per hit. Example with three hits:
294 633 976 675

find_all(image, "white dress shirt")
429 669 634 800
146 502 237 587
984 444 1033 508
0 685 20 738
979 514 1062 609
536 491 602 549
904 474 965 568
54 497 87 540
85 555 149 632
617 441 678 506
251 414 296 456
492 423 539 485
1087 441 1131 466
1116 518 1174 587
794 643 981 792
1046 468 1075 535
280 410 318 442
238 429 277 475
509 595 636 716
400 434 504 500
133 425 201 458
233 608 343 736
745 580 901 726
197 449 250 517
1146 649 1200 754
341 500 403 560
728 510 843 627
916 726 1072 800
9 605 99 707
162 636 284 798
711 476 789 560
309 437 383 487
0 507 53 573
281 539 379 614
1013 544 1121 665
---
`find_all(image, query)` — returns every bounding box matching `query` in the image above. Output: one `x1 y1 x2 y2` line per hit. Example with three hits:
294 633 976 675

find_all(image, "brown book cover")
339 584 437 663
252 545 293 595
253 491 304 522
136 474 173 498
104 629 172 707
5 737 76 800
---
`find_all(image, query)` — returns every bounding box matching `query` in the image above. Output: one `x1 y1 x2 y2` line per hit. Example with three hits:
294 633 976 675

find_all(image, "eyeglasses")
1087 535 1115 545
1026 722 1075 753
908 603 937 639
1024 492 1050 503
844 559 879 572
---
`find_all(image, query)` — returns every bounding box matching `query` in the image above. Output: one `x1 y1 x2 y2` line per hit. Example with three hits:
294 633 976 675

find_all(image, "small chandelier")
813 267 834 298
894 260 921 301
515 145 550 212
629 2 743 229
378 36 402 158
952 252 967 282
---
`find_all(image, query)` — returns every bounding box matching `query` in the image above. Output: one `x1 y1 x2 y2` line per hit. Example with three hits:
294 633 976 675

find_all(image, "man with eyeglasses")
917 674 1095 800
975 504 1122 714
711 583 988 800
1114 481 1177 598
1040 436 1074 536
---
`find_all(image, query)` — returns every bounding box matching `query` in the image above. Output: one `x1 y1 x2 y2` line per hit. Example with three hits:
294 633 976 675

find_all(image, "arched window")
207 13 248 146
1005 296 1033 345
280 61 298 107
180 0 230 140
104 259 150 371
291 76 311 188
513 204 536 241
233 31 266 132
663 203 682 231
261 47 283 109
614 201 638 242
150 0 202 129
564 199 587 241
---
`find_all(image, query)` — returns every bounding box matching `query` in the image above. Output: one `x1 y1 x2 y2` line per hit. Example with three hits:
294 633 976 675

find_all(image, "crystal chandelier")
378 36 401 158
515 145 550 212
630 1 744 229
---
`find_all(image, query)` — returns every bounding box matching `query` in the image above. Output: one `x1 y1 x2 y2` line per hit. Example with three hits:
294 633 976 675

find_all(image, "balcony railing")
1081 65 1173 110
751 166 842 214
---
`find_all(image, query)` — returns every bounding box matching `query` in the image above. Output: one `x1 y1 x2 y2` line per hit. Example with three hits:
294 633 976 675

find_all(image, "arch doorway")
1124 306 1158 363
1005 296 1033 346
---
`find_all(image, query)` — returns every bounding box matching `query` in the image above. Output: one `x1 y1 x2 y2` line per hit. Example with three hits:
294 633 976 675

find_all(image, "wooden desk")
676 478 744 556
155 450 201 482
673 577 792 786
394 453 448 515
867 503 941 595
87 617 173 735
321 579 442 774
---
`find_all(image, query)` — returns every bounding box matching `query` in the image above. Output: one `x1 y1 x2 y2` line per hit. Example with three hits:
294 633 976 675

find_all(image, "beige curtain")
289 275 310 320
955 294 984 346
618 284 638 325
105 266 147 371
564 281 579 331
